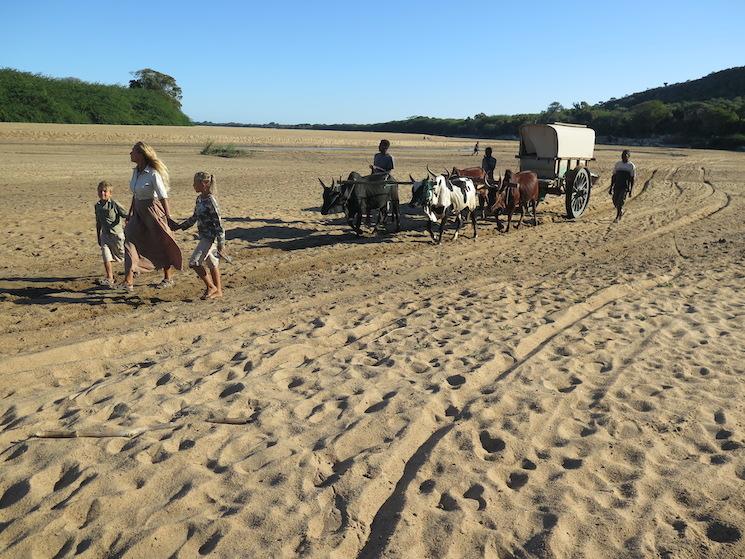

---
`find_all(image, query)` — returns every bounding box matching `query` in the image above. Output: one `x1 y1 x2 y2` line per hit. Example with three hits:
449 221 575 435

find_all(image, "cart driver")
481 147 497 182
370 139 395 178
610 149 636 222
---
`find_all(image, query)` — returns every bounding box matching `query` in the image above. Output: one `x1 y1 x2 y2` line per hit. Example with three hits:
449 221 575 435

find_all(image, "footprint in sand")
167 482 192 504
580 425 597 437
108 402 130 420
447 374 466 388
54 464 82 492
445 405 459 417
437 492 460 512
479 431 506 454
562 457 583 470
219 383 245 398
0 479 30 509
287 377 303 389
506 472 529 491
463 484 486 511
52 538 75 558
315 458 354 488
198 531 223 555
206 459 228 474
5 443 28 461
671 519 687 538
364 391 397 414
75 539 92 555
156 373 171 386
735 466 745 481
631 400 654 412
706 521 741 544
419 479 436 494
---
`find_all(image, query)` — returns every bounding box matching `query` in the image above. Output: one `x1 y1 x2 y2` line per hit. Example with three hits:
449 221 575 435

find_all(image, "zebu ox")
319 172 399 236
489 169 539 232
447 166 502 220
409 175 478 243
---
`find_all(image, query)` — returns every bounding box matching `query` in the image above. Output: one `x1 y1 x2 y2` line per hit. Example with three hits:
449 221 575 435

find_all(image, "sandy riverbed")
0 124 743 558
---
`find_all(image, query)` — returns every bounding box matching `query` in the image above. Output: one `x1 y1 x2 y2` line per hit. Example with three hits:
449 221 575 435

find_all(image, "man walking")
610 149 635 222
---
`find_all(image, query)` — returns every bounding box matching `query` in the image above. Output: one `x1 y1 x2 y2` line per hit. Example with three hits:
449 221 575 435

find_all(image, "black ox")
319 172 400 236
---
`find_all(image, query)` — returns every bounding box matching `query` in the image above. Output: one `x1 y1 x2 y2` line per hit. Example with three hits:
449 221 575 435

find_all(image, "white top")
613 161 636 177
519 123 595 160
130 166 168 200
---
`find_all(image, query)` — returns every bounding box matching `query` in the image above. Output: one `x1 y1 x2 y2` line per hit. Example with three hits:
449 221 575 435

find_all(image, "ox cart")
517 123 598 218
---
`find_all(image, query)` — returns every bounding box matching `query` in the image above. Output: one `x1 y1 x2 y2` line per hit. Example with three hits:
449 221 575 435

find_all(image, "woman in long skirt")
121 141 182 291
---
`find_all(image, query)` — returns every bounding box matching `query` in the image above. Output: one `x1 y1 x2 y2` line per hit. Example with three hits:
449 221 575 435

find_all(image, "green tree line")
0 68 191 125
212 67 745 150
224 97 745 151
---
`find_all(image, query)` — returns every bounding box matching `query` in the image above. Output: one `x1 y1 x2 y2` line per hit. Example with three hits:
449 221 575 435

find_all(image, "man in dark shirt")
609 149 636 222
481 147 497 182
371 139 394 177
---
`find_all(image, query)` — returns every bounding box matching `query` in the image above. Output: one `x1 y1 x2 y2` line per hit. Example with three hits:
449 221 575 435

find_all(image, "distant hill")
0 69 191 125
601 66 745 108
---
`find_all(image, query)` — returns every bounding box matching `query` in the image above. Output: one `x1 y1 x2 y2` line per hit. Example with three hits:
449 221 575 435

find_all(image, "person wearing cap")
610 149 636 222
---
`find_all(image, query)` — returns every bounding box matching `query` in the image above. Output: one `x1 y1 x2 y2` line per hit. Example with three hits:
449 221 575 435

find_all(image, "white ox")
409 175 479 243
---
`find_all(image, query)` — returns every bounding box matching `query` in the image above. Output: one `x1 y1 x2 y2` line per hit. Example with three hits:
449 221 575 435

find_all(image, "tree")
129 68 182 107
630 100 672 135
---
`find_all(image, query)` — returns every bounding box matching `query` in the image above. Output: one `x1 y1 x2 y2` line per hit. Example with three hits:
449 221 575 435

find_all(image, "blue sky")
2 0 744 124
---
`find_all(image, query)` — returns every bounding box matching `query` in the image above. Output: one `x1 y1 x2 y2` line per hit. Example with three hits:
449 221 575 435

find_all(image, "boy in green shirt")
94 181 128 287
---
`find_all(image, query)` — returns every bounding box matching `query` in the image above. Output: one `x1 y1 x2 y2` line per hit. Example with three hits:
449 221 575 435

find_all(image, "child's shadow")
0 279 161 307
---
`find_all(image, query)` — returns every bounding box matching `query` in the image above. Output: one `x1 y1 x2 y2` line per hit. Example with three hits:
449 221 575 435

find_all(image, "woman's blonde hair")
133 141 170 190
194 171 216 194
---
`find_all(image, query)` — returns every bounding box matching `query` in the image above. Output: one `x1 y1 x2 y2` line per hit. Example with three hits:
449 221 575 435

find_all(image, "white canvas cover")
520 123 595 160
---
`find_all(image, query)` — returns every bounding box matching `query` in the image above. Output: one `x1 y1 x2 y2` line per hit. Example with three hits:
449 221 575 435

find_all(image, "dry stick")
205 417 254 425
31 422 174 439
27 413 257 440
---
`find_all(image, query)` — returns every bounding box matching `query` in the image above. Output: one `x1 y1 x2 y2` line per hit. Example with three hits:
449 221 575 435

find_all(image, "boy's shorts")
100 231 125 263
189 238 219 270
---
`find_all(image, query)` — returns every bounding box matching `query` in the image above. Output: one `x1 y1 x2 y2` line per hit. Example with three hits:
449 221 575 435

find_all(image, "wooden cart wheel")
565 167 591 218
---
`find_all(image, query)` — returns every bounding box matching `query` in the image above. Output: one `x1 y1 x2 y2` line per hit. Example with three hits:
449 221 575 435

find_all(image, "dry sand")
0 123 743 558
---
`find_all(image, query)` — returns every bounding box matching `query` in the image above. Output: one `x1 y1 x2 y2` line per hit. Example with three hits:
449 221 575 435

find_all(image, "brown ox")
432 166 499 219
490 170 539 232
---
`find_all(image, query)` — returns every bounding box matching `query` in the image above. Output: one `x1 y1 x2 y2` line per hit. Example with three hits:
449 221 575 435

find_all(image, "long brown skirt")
124 198 182 273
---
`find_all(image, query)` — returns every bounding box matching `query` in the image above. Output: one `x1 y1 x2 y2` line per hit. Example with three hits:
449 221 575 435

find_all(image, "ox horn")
409 174 415 183
318 178 327 188
442 168 450 178
426 165 437 178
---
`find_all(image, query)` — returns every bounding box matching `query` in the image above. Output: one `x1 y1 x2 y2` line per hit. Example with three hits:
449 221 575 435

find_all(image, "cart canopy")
519 123 595 160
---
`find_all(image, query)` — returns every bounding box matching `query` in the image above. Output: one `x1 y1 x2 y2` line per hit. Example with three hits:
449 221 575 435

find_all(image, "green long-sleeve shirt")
94 199 128 237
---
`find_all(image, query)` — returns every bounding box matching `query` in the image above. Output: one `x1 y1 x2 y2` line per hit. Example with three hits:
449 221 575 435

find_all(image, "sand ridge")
0 124 744 558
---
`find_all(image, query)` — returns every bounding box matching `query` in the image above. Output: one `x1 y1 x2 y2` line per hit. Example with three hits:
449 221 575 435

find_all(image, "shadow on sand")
223 213 428 251
0 283 164 308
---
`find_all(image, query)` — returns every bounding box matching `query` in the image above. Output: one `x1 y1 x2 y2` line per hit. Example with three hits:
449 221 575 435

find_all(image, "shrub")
200 142 251 158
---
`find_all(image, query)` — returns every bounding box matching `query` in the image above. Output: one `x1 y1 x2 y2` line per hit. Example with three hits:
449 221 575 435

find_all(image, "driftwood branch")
31 423 173 439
